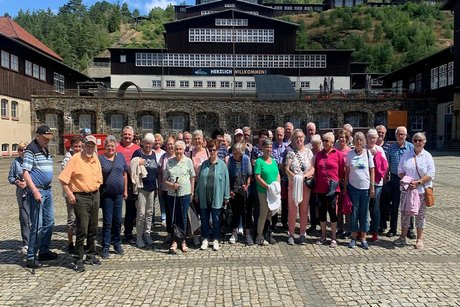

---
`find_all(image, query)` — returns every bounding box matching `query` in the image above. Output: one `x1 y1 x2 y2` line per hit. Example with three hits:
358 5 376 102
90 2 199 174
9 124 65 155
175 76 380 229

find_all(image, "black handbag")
220 203 233 234
304 177 315 189
323 156 338 198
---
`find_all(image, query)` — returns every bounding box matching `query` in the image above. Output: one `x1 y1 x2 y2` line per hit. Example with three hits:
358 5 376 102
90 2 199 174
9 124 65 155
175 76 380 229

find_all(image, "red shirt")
116 143 140 165
313 149 344 194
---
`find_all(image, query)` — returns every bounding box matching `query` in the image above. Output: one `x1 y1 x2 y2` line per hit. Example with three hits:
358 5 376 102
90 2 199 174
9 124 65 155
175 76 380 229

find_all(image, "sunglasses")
413 139 423 143
208 148 217 152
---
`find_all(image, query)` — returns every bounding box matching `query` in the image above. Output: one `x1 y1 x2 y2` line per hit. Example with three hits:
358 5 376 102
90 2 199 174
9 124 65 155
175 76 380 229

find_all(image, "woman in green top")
254 139 280 246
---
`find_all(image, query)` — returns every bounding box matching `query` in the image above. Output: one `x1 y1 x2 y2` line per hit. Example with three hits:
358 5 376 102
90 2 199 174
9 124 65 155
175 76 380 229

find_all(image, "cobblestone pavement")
0 152 459 306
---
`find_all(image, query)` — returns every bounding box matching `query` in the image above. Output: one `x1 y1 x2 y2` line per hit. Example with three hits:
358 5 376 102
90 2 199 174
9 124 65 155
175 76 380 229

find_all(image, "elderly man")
305 122 316 148
243 126 253 154
385 126 415 238
284 122 294 145
272 126 288 231
59 135 103 272
116 126 140 242
23 125 57 269
183 131 193 153
375 125 391 234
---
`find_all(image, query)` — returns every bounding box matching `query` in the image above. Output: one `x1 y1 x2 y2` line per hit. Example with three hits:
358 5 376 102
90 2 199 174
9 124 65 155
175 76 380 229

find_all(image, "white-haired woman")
164 141 196 253
394 132 435 249
344 132 375 250
366 129 388 242
99 136 128 258
153 133 166 226
132 133 160 248
285 129 314 245
8 141 30 255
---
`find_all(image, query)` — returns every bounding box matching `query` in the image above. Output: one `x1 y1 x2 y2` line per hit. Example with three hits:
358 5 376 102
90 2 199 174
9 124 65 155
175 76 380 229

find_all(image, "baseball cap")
85 135 97 144
234 129 244 136
36 125 53 139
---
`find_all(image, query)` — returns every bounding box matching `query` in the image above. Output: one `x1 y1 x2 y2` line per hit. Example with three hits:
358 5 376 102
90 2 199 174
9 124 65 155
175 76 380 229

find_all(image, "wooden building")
0 17 91 156
110 0 354 94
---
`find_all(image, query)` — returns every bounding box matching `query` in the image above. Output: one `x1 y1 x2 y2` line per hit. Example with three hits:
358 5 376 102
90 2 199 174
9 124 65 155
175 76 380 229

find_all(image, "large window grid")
215 18 248 26
189 28 274 43
136 53 327 69
141 115 154 130
54 73 65 93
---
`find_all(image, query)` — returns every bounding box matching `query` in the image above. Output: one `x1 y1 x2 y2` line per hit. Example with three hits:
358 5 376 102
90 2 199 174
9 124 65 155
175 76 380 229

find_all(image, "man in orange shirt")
59 135 103 272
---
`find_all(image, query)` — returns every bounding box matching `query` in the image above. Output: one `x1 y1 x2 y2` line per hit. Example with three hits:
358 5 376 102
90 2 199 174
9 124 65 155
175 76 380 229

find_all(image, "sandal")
415 239 424 249
316 237 326 245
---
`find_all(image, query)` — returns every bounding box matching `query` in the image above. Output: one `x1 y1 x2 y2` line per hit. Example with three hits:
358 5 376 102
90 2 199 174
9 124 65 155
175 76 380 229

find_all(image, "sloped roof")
0 17 63 62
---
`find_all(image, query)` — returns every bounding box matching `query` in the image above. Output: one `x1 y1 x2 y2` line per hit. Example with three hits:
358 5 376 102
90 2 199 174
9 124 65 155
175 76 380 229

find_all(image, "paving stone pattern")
0 153 459 306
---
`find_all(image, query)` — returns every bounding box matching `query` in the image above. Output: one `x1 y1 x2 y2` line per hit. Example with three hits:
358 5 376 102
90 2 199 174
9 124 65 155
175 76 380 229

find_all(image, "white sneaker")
229 232 238 244
20 246 28 256
212 240 220 251
238 227 244 235
200 239 209 250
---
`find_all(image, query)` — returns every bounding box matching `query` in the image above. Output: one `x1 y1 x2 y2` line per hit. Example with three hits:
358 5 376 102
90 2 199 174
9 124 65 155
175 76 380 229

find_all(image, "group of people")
8 121 435 273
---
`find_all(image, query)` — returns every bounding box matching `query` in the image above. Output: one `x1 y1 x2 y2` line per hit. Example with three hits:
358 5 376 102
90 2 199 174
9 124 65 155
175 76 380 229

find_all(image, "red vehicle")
63 133 108 155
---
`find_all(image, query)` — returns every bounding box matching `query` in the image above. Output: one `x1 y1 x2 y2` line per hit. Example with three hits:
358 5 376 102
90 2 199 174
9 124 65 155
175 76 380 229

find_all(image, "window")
152 80 161 87
318 116 331 129
11 101 18 119
411 115 423 131
215 18 248 26
12 144 18 152
235 81 243 88
415 73 422 94
431 67 438 90
344 115 361 127
33 64 40 79
79 114 92 130
448 61 454 86
1 50 9 68
300 81 310 89
120 55 126 63
45 113 58 129
25 61 32 76
172 115 184 130
2 144 9 153
141 115 154 130
291 81 296 88
446 104 453 115
189 28 274 43
220 81 230 88
246 81 256 88
10 54 18 71
166 80 175 87
193 81 203 88
39 67 46 81
439 64 447 88
180 81 189 88
54 72 65 93
1 99 8 118
111 115 123 130
207 81 216 88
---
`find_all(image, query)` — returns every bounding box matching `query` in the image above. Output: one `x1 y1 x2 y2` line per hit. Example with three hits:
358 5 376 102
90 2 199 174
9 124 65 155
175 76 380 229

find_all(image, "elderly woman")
99 136 128 259
131 133 160 248
285 129 314 245
163 140 196 254
314 132 344 247
8 142 30 255
394 132 435 249
254 139 280 246
366 129 388 242
153 133 166 226
344 132 375 250
336 129 352 239
228 142 253 245
195 140 230 251
158 134 176 243
307 134 322 235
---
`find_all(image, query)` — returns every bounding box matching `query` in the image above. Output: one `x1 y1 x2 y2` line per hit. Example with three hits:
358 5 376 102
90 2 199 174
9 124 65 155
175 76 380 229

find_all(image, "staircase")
443 140 460 151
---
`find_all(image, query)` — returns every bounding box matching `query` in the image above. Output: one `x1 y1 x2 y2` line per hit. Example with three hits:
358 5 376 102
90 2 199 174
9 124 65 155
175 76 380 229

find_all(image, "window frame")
110 114 123 130
11 101 18 119
1 99 8 118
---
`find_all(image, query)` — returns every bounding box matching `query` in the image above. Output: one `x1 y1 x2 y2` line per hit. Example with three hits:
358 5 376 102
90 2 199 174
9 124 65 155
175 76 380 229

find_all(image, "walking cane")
32 199 41 275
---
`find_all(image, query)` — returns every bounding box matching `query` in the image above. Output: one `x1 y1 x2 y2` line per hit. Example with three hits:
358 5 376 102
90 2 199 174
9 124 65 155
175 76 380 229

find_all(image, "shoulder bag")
414 155 434 207
324 153 339 198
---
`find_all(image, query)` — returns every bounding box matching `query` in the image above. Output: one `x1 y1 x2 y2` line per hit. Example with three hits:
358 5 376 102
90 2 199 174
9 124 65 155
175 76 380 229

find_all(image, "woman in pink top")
336 129 352 239
313 132 344 248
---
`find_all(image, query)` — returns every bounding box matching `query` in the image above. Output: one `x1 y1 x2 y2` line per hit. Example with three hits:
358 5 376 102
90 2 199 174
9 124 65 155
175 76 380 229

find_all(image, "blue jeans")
200 208 221 240
369 186 382 232
167 194 191 239
27 188 54 259
348 184 370 233
101 194 123 248
158 191 167 222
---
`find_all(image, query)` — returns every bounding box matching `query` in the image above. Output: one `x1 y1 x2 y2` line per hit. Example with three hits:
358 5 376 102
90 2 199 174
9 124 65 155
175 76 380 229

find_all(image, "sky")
0 0 192 17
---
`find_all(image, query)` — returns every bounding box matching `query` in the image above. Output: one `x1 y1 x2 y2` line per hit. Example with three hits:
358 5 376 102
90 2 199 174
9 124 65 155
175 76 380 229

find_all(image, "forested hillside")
7 0 452 73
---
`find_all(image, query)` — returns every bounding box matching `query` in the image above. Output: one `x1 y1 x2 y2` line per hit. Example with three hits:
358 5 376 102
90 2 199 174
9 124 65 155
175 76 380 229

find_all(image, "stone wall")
31 96 436 153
